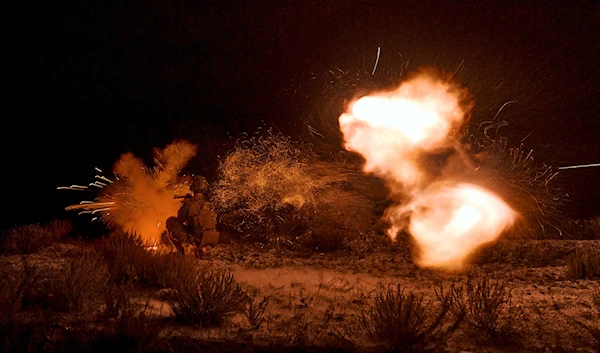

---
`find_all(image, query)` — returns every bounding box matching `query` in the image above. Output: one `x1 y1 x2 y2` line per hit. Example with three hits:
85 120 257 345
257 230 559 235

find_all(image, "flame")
339 68 516 270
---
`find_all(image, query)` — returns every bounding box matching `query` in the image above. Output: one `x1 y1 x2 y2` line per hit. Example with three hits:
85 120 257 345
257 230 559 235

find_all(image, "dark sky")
4 1 599 230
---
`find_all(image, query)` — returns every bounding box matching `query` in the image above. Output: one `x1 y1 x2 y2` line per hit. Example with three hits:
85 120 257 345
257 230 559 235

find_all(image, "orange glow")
404 183 515 270
339 69 516 270
65 141 196 245
106 141 196 244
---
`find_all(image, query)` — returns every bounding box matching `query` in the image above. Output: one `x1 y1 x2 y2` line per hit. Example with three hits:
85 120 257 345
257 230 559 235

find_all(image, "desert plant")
566 245 600 279
0 220 70 255
170 270 249 327
245 290 270 329
0 257 34 326
98 288 161 353
99 230 198 289
585 216 600 239
49 249 110 313
47 218 73 239
359 284 463 351
449 274 521 338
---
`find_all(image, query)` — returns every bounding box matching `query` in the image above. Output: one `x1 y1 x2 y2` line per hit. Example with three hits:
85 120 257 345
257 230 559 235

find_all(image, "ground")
1 232 598 353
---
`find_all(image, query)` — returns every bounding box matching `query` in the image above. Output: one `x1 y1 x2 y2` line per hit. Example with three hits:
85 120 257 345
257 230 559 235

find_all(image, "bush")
449 274 521 338
99 230 198 289
359 284 463 351
49 249 110 313
566 245 600 279
0 258 33 325
245 290 270 329
98 288 161 353
169 270 249 327
585 216 600 239
0 219 72 255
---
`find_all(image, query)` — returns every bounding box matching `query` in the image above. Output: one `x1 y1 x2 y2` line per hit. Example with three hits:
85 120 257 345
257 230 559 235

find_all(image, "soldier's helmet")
190 175 209 194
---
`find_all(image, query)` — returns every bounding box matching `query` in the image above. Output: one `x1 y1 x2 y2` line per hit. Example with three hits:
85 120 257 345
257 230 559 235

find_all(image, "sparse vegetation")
0 219 72 255
49 249 110 313
246 290 270 329
0 258 33 327
169 270 250 327
359 284 463 351
99 230 197 288
98 291 162 353
566 244 600 279
448 273 521 339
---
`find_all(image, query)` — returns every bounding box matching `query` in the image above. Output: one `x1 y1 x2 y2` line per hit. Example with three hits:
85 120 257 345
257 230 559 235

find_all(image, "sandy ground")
3 238 599 352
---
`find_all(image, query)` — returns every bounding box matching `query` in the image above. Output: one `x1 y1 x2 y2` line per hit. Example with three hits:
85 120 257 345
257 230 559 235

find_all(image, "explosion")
339 68 517 270
60 141 197 244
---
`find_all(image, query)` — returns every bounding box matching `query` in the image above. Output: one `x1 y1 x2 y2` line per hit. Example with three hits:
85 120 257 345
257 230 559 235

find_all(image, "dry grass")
169 270 250 327
98 230 197 288
0 258 33 326
359 284 463 352
0 219 72 255
449 273 522 339
245 290 270 329
98 289 161 353
566 244 600 279
587 216 600 238
49 249 111 313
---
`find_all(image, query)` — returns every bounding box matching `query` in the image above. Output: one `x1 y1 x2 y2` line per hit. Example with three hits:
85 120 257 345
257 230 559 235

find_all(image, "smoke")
338 68 516 270
93 141 196 244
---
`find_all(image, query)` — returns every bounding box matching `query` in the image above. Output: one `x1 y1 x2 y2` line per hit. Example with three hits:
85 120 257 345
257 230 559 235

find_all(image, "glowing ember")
339 68 516 270
60 141 196 245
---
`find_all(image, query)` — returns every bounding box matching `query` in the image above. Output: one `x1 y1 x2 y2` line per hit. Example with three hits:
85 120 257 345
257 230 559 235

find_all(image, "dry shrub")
47 218 73 239
584 216 600 239
566 244 600 279
0 219 71 255
0 258 33 326
449 273 521 338
99 230 197 288
169 270 249 327
463 131 566 239
245 290 269 329
359 284 463 351
49 249 110 313
98 288 161 353
213 130 384 250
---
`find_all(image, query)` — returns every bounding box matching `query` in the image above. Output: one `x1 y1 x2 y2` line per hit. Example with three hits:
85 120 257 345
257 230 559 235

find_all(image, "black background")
4 1 599 231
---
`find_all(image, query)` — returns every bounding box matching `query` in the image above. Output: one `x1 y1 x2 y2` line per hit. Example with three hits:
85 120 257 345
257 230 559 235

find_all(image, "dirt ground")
3 238 599 352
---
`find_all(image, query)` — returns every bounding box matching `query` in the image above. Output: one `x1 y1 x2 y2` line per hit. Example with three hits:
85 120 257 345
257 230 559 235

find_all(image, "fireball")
339 68 516 270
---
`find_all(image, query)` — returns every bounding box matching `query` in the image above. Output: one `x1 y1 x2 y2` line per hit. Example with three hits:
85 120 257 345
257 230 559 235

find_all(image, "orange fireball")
339 68 516 270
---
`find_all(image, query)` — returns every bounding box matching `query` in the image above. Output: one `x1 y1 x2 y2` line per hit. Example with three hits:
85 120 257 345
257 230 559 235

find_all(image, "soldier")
177 175 220 248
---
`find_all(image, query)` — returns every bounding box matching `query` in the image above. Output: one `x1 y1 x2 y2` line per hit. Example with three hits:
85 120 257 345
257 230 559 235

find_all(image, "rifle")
174 194 191 199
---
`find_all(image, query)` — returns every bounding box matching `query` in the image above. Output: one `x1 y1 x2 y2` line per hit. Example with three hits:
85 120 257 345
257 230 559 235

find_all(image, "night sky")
4 1 599 231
